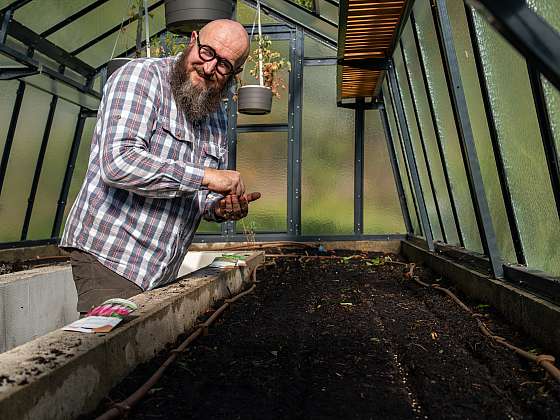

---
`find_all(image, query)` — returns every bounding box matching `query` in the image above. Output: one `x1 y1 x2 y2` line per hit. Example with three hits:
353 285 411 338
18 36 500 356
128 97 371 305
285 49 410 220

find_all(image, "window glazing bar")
51 109 87 238
387 63 435 251
40 0 112 38
465 0 560 91
527 65 560 222
410 11 464 247
0 81 25 198
380 106 413 234
354 98 364 235
464 5 525 265
21 95 58 240
399 39 446 243
433 0 503 278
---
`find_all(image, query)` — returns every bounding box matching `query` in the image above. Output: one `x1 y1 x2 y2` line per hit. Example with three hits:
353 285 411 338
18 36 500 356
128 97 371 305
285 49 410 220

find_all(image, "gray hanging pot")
165 0 234 34
237 85 273 115
107 58 133 78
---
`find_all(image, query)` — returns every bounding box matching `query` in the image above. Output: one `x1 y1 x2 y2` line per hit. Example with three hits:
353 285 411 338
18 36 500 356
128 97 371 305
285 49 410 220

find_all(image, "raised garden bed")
88 249 560 419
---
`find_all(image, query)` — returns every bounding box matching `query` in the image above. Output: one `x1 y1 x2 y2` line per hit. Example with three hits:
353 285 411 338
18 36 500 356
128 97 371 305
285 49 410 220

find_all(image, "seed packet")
63 298 138 333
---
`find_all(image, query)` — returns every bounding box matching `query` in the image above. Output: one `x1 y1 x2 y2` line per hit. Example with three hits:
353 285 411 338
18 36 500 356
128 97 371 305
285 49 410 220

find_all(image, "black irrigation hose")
95 267 259 420
404 263 560 383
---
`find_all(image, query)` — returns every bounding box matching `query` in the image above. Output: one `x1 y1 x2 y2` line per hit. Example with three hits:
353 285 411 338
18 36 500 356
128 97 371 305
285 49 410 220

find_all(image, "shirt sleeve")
202 142 228 222
99 60 205 198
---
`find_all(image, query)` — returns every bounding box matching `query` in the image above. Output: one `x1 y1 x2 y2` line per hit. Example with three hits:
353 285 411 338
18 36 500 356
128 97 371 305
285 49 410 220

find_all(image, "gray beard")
169 53 230 123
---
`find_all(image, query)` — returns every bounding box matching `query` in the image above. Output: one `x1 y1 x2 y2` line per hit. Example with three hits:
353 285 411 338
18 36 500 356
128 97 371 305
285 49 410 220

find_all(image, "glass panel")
27 99 80 240
0 86 51 242
443 0 516 260
473 9 560 275
302 65 354 235
317 0 338 24
304 34 336 58
237 40 290 125
526 0 560 32
236 132 288 233
363 109 406 234
0 81 18 158
401 22 460 245
291 0 314 11
236 1 280 25
47 0 160 53
413 0 483 252
383 80 421 235
197 220 222 234
77 5 166 67
62 117 96 229
16 0 92 34
394 44 443 241
527 0 560 175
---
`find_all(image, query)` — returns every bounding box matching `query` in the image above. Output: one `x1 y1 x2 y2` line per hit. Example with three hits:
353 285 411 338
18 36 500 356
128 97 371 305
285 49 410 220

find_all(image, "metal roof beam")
6 19 95 76
242 0 337 47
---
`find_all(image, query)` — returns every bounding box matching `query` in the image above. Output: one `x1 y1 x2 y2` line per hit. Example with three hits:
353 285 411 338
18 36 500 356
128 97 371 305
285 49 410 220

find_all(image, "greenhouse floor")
89 249 560 420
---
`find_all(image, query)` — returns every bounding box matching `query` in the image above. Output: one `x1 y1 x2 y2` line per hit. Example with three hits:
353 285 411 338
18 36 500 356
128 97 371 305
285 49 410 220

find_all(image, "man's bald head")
199 19 250 68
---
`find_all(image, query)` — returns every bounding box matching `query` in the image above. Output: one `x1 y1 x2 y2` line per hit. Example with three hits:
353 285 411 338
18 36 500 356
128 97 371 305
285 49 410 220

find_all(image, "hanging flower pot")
107 57 133 78
164 0 234 34
237 85 273 115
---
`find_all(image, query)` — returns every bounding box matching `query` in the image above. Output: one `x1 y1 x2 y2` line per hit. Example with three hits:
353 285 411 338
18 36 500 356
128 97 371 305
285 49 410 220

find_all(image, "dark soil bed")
89 250 560 419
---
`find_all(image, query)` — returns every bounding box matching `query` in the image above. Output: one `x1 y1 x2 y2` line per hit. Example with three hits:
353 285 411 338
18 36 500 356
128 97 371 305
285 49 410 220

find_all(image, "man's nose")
202 58 218 76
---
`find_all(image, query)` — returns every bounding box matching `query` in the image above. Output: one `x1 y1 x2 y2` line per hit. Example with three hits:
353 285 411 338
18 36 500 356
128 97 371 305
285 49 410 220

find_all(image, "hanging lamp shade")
164 0 235 34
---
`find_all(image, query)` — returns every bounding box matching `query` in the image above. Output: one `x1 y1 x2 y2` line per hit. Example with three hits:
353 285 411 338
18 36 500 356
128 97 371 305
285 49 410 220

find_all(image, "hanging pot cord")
109 0 133 61
240 0 264 87
403 263 560 383
95 266 260 420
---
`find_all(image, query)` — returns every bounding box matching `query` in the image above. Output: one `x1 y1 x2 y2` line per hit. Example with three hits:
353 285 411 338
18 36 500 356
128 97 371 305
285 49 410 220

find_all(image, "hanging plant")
246 35 290 98
150 33 187 57
237 0 290 115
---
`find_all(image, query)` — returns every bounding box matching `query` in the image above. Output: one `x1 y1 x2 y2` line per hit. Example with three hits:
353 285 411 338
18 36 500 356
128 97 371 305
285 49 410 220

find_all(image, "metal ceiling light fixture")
237 0 273 115
165 0 236 34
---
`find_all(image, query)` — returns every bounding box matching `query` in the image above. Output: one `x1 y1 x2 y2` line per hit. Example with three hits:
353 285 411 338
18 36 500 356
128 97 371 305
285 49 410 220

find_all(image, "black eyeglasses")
195 32 242 77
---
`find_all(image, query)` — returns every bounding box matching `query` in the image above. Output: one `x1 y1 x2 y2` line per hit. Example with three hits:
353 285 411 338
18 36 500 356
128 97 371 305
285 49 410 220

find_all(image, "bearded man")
61 20 259 315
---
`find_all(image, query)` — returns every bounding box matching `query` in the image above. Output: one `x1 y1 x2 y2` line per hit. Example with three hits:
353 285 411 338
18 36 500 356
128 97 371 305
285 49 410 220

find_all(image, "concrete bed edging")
0 251 264 420
401 240 560 355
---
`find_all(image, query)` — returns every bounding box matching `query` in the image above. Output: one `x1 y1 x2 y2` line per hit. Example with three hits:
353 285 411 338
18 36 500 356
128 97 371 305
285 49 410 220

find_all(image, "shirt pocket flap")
159 116 190 143
205 142 226 159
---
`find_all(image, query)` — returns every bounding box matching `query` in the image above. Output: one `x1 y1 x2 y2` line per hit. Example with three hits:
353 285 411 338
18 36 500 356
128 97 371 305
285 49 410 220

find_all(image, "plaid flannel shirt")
60 56 227 290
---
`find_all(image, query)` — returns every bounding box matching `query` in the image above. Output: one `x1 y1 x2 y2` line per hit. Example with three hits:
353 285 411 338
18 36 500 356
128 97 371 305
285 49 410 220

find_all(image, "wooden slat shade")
338 0 410 99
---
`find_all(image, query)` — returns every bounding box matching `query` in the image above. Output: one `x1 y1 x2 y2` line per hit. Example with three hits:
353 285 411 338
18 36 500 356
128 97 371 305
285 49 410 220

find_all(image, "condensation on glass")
473 9 560 276
302 65 354 235
412 0 483 252
236 132 288 233
363 109 406 234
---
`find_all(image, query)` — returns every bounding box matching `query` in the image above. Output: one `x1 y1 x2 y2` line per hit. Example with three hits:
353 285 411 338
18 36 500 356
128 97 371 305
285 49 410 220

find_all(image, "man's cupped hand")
215 192 261 221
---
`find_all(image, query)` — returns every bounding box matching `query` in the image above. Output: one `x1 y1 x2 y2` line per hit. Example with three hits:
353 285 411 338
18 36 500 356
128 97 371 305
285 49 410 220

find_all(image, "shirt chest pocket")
201 142 226 169
152 121 192 161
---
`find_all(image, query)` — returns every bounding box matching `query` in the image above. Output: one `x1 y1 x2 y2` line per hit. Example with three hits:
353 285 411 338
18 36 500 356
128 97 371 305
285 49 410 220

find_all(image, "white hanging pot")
164 0 235 34
237 85 273 115
107 57 133 78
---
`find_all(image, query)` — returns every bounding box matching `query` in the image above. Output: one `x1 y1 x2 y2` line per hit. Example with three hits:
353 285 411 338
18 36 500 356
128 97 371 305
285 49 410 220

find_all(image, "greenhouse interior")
0 0 560 418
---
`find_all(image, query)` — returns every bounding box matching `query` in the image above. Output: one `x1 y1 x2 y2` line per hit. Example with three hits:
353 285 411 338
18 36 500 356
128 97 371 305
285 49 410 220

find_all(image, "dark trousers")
65 248 143 314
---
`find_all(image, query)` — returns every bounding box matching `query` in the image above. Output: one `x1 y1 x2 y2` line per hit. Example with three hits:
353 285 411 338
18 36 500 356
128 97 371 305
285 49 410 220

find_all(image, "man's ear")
189 31 196 45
